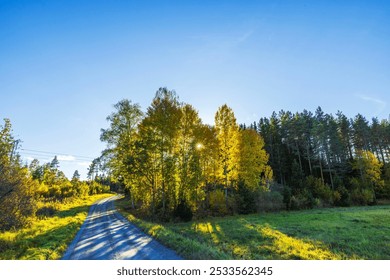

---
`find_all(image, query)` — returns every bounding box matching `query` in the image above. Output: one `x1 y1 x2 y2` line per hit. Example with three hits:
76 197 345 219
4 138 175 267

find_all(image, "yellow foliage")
149 224 164 236
353 150 384 189
0 194 113 260
239 129 273 190
215 104 240 185
209 189 228 215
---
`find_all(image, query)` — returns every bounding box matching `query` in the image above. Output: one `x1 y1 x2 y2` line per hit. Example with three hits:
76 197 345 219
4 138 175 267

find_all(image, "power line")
21 153 92 163
20 148 96 160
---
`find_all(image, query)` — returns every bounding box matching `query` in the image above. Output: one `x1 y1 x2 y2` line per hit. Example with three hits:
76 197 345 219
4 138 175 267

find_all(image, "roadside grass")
0 193 113 260
116 199 390 260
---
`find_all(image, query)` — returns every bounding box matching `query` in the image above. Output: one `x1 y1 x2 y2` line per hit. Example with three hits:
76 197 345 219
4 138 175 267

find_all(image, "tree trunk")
319 154 324 185
306 143 313 175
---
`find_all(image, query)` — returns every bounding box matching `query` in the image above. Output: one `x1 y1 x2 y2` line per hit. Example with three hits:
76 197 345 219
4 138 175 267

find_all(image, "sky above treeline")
1 0 389 179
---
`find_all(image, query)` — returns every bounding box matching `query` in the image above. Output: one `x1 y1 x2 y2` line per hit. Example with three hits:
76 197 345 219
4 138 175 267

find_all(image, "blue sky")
1 0 389 179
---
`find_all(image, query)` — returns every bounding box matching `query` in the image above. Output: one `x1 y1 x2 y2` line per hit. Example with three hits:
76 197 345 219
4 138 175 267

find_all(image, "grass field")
0 193 113 260
116 200 390 260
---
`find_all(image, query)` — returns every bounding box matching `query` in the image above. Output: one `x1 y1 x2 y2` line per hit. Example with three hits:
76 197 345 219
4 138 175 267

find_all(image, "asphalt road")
62 195 182 260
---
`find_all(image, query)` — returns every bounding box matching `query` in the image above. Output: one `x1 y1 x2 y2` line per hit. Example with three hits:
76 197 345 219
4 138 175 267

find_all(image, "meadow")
117 200 390 260
0 193 113 260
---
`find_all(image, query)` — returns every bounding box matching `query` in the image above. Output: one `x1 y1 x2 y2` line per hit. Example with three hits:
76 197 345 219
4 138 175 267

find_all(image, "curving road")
62 195 182 260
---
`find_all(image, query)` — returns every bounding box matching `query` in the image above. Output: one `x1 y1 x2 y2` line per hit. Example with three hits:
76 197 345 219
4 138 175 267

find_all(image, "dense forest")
91 88 390 221
258 107 390 209
2 87 390 230
0 118 110 231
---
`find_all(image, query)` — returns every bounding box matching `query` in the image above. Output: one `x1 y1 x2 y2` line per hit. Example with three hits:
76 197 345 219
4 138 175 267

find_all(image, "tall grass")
0 193 113 260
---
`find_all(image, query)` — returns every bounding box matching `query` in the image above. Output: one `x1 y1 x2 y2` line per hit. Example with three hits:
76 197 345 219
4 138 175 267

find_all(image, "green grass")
116 200 390 260
0 193 113 260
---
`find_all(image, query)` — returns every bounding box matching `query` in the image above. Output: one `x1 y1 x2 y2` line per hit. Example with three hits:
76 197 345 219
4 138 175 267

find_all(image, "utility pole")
10 140 20 162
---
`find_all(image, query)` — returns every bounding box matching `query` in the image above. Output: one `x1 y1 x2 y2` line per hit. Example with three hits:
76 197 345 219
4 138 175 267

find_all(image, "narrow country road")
62 195 182 260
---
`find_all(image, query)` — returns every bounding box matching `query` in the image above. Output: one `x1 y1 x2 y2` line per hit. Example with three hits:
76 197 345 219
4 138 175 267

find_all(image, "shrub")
349 177 376 205
76 182 90 197
209 189 228 215
305 176 332 204
89 181 110 195
36 205 57 218
282 186 292 210
35 183 49 198
350 188 375 205
60 182 75 198
0 171 38 231
235 181 256 214
173 199 193 222
333 186 350 207
48 185 62 199
256 191 284 212
289 190 317 210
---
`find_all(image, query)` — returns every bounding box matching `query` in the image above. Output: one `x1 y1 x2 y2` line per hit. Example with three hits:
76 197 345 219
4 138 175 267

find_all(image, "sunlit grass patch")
194 222 222 244
0 193 113 260
248 224 342 260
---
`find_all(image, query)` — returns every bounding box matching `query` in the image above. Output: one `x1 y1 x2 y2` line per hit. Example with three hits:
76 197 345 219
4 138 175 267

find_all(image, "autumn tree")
238 129 273 191
175 104 203 212
0 119 37 230
196 124 219 208
100 99 143 206
137 88 182 218
215 104 240 206
351 150 384 204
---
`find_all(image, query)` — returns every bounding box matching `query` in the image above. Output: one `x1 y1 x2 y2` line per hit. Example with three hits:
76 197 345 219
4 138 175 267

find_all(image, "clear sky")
1 0 389 179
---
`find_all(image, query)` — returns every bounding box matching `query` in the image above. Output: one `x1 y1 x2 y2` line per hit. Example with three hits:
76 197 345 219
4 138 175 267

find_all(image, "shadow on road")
62 196 182 260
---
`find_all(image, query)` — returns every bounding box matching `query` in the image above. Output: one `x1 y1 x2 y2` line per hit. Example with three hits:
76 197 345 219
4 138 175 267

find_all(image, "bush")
36 205 57 218
235 181 256 214
88 181 110 195
35 183 49 198
76 182 90 197
0 171 38 231
290 195 305 210
288 190 317 210
282 186 292 210
60 182 76 198
48 185 62 199
333 186 350 207
256 191 284 212
349 177 376 205
305 176 332 204
209 189 228 215
173 199 193 222
350 188 375 205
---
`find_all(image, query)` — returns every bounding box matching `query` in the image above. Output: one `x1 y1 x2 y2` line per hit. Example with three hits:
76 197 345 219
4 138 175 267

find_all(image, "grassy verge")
116 199 390 260
0 193 113 260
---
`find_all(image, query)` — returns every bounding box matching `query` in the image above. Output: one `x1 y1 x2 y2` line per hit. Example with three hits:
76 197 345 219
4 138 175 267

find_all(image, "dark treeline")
257 107 390 209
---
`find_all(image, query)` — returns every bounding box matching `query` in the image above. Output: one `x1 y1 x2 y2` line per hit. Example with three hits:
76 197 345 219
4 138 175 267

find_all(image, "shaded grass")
0 193 113 260
116 200 390 260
